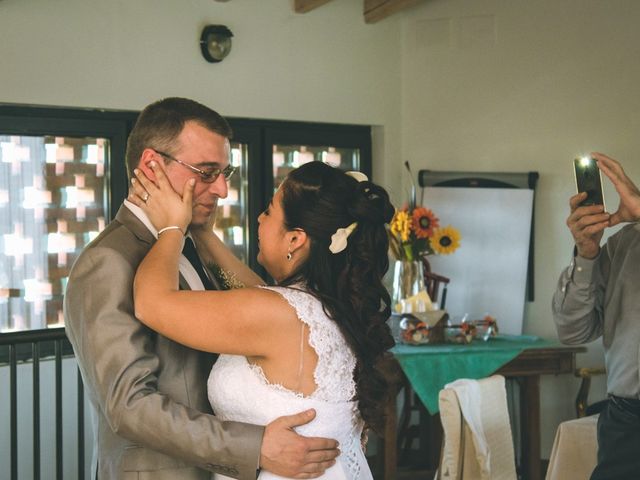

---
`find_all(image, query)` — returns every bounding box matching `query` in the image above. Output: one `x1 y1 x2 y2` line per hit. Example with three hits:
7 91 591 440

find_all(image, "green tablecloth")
391 334 555 414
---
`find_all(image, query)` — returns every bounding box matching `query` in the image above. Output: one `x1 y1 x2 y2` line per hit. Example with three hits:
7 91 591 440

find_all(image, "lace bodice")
207 286 372 480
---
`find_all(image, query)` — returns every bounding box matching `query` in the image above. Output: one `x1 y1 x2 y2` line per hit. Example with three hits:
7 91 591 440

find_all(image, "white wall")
400 0 640 455
0 0 402 184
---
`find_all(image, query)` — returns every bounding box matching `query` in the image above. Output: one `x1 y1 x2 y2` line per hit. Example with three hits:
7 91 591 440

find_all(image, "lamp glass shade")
200 25 233 63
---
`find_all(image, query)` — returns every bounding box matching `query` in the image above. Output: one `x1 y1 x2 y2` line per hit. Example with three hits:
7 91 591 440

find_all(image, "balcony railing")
0 328 87 480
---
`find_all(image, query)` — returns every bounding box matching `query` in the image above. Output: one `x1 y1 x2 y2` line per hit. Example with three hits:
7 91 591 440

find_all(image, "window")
0 105 136 333
0 134 111 331
0 106 371 332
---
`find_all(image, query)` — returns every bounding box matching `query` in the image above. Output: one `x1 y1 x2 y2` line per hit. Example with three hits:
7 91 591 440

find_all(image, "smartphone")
573 156 605 208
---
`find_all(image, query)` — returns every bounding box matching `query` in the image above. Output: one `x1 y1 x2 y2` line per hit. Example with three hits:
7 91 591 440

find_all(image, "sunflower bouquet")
388 205 461 261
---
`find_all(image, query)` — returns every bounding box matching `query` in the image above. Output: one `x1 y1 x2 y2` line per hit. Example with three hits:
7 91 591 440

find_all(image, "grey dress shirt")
552 222 640 399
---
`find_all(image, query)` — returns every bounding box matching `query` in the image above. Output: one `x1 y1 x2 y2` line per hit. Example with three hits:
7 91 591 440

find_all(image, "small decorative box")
398 310 448 345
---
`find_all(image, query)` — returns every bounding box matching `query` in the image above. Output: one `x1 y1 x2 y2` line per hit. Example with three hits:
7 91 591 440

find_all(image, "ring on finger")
142 192 150 202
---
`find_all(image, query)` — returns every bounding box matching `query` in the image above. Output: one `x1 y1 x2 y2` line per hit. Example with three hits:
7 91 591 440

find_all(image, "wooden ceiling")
294 0 428 24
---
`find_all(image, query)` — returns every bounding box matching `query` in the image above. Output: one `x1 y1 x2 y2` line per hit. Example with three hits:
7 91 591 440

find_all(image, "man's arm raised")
592 152 640 226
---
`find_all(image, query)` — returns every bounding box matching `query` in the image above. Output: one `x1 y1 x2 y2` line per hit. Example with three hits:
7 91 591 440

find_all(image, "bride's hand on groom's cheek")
129 163 194 231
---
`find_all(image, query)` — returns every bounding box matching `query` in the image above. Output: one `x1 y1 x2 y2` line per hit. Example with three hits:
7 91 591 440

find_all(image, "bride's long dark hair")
279 161 395 434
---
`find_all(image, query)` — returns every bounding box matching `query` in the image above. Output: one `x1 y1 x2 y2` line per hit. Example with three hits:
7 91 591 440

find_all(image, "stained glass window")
272 145 361 192
0 135 109 332
213 141 249 262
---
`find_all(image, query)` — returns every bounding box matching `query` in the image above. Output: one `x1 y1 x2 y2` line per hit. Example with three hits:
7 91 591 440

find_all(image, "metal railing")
0 327 86 480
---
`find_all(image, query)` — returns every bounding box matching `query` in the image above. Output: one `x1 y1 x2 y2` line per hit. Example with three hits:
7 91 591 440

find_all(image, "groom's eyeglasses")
154 150 236 183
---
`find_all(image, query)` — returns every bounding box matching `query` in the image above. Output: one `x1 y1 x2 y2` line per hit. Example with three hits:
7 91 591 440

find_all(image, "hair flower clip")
346 171 368 183
329 222 358 254
328 172 366 254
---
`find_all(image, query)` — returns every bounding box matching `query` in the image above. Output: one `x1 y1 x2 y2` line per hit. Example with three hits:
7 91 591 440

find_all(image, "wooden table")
380 345 586 480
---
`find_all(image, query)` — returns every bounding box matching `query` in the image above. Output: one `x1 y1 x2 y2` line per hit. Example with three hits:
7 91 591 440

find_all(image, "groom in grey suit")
64 97 338 479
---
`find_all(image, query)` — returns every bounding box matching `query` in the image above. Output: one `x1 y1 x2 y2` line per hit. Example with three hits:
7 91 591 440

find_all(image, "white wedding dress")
208 285 373 480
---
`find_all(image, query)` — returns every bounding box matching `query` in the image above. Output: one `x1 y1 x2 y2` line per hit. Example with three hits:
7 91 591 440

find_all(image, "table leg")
520 375 542 480
423 411 442 470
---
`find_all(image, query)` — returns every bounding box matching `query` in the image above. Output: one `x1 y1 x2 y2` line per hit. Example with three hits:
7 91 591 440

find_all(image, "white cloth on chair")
545 414 598 480
444 378 491 476
437 375 516 480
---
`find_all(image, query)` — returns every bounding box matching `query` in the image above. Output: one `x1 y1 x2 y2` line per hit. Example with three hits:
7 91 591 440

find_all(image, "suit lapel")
114 205 155 246
114 205 220 292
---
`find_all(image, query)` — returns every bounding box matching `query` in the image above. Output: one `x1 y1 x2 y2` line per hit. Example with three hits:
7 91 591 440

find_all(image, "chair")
574 367 607 417
420 254 450 309
545 367 605 480
545 414 599 480
436 375 517 480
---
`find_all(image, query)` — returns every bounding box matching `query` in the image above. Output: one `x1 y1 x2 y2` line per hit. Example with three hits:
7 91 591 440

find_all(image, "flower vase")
391 260 426 314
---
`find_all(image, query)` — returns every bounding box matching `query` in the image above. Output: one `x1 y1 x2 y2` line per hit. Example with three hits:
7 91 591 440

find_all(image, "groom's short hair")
125 97 232 179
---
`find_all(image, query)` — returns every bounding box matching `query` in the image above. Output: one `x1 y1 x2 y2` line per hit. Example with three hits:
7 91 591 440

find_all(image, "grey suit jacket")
64 205 263 480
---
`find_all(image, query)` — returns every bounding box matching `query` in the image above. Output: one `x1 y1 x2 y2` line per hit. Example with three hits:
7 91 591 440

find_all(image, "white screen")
422 187 534 334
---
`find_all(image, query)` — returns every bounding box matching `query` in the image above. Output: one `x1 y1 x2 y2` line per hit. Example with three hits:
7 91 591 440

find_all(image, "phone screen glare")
574 158 604 206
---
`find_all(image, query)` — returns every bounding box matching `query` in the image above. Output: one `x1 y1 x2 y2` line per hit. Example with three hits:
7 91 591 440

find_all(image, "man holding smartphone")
552 152 640 480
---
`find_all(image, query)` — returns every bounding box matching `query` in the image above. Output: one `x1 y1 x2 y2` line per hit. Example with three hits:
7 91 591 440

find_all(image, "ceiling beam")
364 0 427 23
294 0 334 14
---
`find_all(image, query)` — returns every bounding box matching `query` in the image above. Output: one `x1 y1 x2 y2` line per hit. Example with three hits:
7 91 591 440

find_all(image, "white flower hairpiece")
346 171 368 183
328 171 369 254
329 222 358 254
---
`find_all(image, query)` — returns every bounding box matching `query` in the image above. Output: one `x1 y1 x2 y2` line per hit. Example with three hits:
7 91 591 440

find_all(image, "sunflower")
411 207 439 238
390 210 412 242
430 225 461 255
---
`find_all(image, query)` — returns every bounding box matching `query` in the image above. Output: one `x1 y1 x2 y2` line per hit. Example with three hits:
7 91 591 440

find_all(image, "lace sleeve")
259 285 357 402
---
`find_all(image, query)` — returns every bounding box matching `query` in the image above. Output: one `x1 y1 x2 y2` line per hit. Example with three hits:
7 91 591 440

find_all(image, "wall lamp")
200 25 233 63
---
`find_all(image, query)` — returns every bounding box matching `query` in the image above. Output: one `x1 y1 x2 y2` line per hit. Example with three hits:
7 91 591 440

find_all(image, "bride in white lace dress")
208 284 367 480
131 161 395 479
